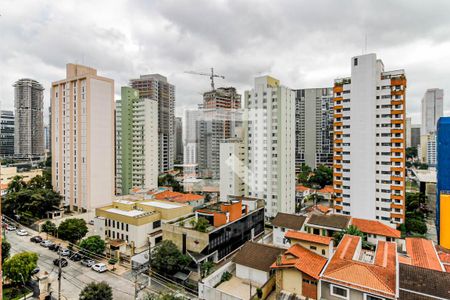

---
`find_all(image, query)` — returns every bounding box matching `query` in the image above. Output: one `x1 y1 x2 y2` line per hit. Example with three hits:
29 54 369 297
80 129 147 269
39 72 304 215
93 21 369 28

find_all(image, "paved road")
7 230 138 300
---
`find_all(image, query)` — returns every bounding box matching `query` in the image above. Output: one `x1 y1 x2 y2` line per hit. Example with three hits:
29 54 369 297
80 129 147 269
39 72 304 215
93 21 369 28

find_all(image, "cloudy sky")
1 0 449 123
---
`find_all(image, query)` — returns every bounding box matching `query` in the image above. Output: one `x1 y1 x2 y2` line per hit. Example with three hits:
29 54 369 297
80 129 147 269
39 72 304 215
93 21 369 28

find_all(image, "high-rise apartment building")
13 79 45 158
437 117 450 249
185 87 242 179
175 117 183 164
0 110 15 157
219 138 246 202
421 88 444 135
411 124 421 148
333 54 406 227
244 76 295 218
294 88 333 172
115 87 158 195
130 74 175 173
52 64 114 211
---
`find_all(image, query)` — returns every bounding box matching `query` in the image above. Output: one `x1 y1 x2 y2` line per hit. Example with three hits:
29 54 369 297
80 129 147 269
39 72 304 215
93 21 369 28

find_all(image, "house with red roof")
320 235 398 300
350 217 401 245
271 243 328 299
153 190 205 207
398 237 445 272
284 230 334 258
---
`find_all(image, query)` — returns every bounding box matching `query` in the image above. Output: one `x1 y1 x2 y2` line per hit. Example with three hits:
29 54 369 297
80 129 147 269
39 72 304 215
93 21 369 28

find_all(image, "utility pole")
58 244 62 300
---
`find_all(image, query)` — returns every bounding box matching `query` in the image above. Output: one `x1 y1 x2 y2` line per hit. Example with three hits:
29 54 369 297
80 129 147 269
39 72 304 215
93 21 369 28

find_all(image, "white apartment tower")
333 54 406 227
421 88 444 135
51 64 115 211
219 138 246 202
244 76 295 217
115 87 158 195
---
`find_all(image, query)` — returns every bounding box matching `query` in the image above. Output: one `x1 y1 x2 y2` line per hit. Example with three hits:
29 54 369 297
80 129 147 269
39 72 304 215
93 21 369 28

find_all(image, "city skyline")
1 1 450 123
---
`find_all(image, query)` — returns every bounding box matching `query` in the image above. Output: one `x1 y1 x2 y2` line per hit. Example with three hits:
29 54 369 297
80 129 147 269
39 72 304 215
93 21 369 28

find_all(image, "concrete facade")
333 54 406 227
52 64 115 211
115 87 158 195
13 79 45 158
0 110 15 157
244 76 296 218
219 138 246 201
421 88 444 135
294 88 333 171
130 74 175 173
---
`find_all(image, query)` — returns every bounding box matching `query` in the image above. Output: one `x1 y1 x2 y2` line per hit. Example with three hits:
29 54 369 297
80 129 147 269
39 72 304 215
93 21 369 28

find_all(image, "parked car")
31 267 40 275
30 236 43 243
70 253 83 262
16 229 28 236
88 220 94 225
53 258 68 267
6 224 16 231
92 263 107 273
48 244 58 251
40 240 54 248
81 259 95 267
59 248 71 256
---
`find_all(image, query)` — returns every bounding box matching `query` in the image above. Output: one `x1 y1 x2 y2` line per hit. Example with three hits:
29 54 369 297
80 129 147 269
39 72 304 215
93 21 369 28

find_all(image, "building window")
310 245 317 250
153 220 161 229
364 294 384 300
354 58 358 66
126 224 129 231
330 284 349 299
322 249 326 255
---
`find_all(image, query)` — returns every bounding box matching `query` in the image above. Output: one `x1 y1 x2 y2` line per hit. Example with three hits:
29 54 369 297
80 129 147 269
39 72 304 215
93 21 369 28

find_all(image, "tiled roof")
232 242 285 272
306 214 351 230
296 185 310 192
154 190 204 203
321 235 397 298
272 213 306 231
318 185 334 194
285 230 332 245
315 204 331 214
405 238 444 271
400 263 450 299
271 244 327 279
351 218 401 238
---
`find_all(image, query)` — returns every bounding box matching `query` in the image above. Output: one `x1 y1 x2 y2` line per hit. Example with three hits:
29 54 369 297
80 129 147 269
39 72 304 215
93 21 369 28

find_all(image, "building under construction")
13 78 45 158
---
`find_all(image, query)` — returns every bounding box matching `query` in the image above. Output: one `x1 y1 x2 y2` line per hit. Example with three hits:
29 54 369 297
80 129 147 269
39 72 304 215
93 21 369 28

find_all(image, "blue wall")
436 117 450 243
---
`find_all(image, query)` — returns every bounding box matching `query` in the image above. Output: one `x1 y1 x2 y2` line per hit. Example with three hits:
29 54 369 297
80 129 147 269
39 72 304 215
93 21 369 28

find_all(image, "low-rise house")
199 242 284 300
163 196 264 266
284 230 333 258
398 237 445 272
295 185 312 207
272 212 307 248
271 243 327 299
95 197 192 253
350 218 401 244
154 190 205 207
320 235 398 300
399 263 450 299
316 185 334 200
304 214 351 237
306 204 332 215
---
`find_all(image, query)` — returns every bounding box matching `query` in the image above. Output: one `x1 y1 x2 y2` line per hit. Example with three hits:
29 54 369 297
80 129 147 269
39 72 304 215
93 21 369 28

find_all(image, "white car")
6 224 16 231
40 240 54 247
16 229 28 236
92 263 107 273
59 248 71 256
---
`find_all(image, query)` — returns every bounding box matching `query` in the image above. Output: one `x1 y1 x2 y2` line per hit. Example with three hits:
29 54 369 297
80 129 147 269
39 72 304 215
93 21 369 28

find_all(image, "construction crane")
184 68 225 91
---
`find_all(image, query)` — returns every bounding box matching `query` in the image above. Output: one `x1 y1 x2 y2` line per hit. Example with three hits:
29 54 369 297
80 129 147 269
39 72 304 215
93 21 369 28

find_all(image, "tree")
194 217 210 233
143 293 185 300
297 164 312 185
406 147 418 159
150 240 191 275
308 165 332 188
42 220 57 239
79 235 106 256
200 260 214 278
2 239 11 263
333 225 372 249
405 218 427 235
79 282 113 300
3 252 38 284
58 218 88 244
158 174 182 192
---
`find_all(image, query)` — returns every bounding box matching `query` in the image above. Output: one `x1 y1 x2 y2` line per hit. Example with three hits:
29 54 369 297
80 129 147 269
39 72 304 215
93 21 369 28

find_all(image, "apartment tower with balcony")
333 54 406 227
51 64 115 211
130 74 175 173
115 87 158 195
244 76 296 218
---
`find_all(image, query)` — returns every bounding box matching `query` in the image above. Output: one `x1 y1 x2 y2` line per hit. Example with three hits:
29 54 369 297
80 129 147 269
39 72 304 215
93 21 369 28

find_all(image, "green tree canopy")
333 225 372 249
58 218 88 244
405 218 427 234
2 239 11 263
79 281 113 300
150 240 191 275
194 217 210 233
3 252 38 284
406 147 418 159
158 174 182 192
143 293 185 300
297 163 312 185
308 165 333 188
2 175 61 221
79 235 106 256
42 220 58 238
